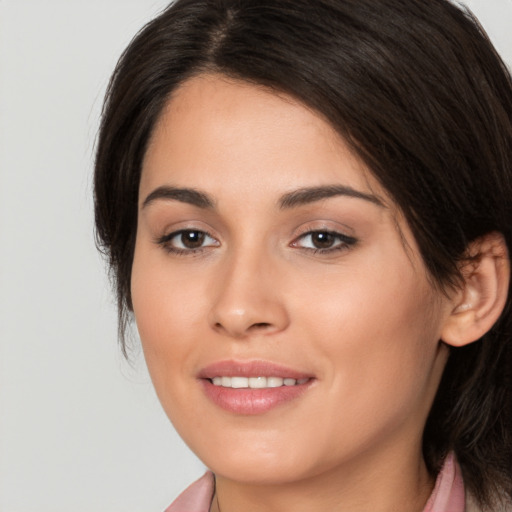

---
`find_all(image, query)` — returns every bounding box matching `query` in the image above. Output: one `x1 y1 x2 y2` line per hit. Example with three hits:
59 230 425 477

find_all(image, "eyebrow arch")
279 185 385 209
142 186 215 209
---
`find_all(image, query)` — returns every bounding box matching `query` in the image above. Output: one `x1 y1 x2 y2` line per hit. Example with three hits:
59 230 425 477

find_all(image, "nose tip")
210 305 288 339
208 263 289 339
212 311 276 339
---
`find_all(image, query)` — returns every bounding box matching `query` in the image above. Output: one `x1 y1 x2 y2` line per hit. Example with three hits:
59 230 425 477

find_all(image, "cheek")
300 252 443 411
132 237 209 335
130 244 204 393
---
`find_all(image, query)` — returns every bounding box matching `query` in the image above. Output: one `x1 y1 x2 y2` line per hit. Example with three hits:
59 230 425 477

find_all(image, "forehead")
141 73 388 204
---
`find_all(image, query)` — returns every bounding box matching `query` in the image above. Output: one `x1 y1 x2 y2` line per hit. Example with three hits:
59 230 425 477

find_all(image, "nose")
208 249 290 339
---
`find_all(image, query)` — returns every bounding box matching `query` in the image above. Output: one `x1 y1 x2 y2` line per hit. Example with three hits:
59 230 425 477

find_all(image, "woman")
94 0 512 510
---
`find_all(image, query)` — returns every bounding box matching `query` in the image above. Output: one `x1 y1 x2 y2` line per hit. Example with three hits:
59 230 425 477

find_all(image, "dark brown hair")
94 0 512 507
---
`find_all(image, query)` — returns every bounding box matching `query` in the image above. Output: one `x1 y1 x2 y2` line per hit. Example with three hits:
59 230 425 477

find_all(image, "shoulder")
164 471 215 512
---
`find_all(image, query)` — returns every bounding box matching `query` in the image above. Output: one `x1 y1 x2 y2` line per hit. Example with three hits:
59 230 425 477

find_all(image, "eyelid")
155 228 220 254
292 220 355 240
292 230 356 247
153 221 357 256
159 228 216 242
290 224 358 254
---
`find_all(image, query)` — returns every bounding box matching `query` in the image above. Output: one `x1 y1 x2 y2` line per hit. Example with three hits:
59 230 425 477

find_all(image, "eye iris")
312 232 335 248
181 231 205 249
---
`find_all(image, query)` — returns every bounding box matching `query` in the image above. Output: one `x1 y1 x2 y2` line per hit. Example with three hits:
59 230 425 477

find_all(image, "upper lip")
197 360 313 380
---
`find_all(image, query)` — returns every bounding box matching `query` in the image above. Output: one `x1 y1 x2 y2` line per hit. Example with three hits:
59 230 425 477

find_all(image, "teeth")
231 377 248 388
249 376 267 389
210 376 309 388
267 377 284 388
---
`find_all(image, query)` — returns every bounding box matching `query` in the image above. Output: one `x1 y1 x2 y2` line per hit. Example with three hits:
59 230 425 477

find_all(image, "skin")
131 74 457 512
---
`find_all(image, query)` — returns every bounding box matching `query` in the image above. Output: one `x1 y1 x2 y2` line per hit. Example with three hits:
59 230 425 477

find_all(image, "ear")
441 232 510 347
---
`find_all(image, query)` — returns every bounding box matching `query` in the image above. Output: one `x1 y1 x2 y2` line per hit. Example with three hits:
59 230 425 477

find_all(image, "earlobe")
441 232 510 347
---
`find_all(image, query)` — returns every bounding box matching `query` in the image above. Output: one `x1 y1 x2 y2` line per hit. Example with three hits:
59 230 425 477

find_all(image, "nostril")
213 320 274 338
250 322 272 330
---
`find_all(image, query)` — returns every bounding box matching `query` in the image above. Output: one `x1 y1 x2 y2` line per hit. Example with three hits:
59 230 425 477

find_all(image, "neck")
211 445 434 512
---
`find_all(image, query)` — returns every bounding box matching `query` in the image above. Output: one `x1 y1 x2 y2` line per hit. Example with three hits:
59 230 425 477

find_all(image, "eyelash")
291 230 357 254
155 229 357 256
156 229 218 256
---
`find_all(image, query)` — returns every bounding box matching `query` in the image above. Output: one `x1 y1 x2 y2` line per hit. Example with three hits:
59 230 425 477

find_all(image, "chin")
182 428 335 485
209 456 317 485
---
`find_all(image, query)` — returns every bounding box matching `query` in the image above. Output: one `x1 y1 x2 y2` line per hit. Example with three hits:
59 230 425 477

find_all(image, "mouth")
198 360 315 415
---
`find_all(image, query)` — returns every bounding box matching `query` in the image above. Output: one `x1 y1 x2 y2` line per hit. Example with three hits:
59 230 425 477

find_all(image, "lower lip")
200 379 312 415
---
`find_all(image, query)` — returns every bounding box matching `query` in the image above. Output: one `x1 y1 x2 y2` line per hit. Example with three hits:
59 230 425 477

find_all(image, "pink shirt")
165 452 465 512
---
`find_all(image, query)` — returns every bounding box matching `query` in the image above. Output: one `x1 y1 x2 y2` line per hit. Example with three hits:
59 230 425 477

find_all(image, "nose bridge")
208 241 289 338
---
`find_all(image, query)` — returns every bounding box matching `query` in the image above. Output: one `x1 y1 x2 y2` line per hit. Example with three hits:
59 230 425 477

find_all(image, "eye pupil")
312 232 335 248
181 231 205 248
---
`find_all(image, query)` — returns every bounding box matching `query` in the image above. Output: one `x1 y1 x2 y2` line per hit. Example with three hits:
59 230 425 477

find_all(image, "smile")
199 360 314 414
211 376 310 388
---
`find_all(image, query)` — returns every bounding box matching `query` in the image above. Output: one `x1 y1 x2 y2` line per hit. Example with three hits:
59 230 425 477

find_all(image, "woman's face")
132 74 452 484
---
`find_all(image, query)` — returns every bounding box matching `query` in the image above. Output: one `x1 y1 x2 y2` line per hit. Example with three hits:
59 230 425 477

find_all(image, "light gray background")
0 1 510 511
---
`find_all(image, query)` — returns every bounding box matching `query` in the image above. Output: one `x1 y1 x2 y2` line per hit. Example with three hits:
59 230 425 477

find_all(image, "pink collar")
423 452 465 512
165 471 215 512
165 452 465 512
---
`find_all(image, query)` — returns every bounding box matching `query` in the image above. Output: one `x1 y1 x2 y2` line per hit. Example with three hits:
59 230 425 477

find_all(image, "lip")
198 360 315 415
198 360 312 380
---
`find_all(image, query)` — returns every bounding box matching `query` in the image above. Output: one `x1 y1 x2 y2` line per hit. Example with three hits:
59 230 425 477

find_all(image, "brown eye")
157 229 219 253
180 230 205 249
310 232 336 249
292 230 357 253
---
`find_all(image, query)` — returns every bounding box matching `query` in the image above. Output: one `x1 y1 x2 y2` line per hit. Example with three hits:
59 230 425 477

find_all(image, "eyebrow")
278 185 385 209
142 184 385 211
142 186 215 209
